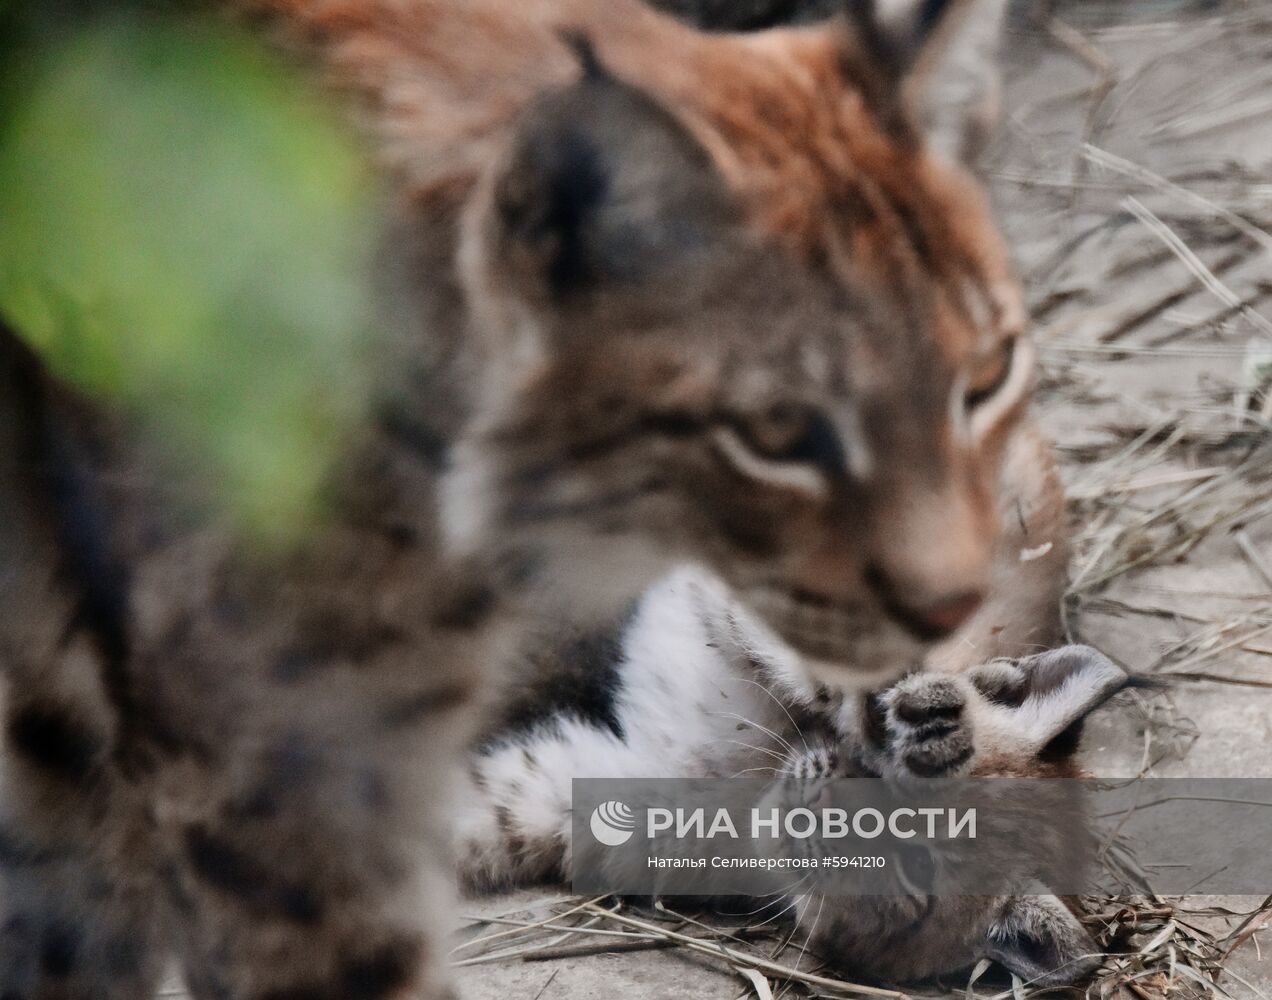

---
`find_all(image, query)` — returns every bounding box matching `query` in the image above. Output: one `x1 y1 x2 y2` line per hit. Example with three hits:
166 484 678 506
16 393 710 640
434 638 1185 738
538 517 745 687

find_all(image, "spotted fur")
3 0 1059 996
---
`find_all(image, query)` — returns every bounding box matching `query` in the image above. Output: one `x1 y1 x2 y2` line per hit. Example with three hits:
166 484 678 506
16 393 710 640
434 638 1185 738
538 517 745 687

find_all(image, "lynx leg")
161 661 475 1000
0 854 167 1000
168 797 460 1000
173 866 457 1000
0 687 167 1000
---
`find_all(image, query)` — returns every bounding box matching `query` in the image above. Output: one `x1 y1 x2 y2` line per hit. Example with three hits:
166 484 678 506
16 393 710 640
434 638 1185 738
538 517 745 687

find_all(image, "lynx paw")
879 676 973 777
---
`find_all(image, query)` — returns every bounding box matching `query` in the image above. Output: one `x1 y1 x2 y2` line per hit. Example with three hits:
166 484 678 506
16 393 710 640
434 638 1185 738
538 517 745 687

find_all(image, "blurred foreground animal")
0 0 1064 995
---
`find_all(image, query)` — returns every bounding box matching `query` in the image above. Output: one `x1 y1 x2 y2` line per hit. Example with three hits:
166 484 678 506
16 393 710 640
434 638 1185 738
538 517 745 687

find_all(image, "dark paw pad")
883 677 973 777
889 677 965 725
900 731 974 776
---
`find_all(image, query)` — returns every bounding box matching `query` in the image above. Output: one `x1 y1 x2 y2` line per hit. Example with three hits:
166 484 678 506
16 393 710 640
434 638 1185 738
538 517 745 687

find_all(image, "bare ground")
455 2 1272 998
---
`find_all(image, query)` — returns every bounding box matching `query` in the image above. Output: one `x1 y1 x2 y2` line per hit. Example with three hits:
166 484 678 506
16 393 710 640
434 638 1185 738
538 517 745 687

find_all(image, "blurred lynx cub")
461 571 1121 983
0 0 1064 997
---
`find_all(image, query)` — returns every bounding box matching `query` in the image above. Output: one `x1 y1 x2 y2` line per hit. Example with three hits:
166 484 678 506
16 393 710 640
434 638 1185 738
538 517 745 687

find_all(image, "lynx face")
442 0 1028 683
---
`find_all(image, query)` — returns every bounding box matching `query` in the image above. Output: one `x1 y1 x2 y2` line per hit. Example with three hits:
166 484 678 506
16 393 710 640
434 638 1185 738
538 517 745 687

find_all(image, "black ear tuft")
491 65 737 302
844 0 901 77
1124 673 1170 692
845 0 963 77
845 0 1010 164
558 29 606 81
915 0 954 38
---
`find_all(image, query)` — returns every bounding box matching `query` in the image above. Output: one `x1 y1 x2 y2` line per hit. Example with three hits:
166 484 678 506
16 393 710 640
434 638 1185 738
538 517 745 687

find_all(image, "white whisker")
712 711 796 756
722 739 788 764
732 677 813 753
793 892 827 973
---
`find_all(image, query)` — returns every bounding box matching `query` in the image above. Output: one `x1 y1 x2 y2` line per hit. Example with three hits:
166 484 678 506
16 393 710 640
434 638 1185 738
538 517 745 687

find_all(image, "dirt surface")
457 3 1272 998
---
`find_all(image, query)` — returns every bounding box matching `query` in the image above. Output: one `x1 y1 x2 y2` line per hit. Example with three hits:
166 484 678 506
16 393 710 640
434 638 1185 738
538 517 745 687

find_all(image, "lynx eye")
964 337 1016 412
895 842 938 896
749 405 841 463
712 405 848 496
961 335 1033 438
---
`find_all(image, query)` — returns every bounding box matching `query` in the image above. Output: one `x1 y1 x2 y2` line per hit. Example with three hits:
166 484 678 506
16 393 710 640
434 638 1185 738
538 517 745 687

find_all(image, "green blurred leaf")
0 16 376 542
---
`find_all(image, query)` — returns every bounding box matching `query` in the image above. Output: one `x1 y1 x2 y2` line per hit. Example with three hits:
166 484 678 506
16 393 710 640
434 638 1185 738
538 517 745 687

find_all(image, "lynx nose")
865 567 984 642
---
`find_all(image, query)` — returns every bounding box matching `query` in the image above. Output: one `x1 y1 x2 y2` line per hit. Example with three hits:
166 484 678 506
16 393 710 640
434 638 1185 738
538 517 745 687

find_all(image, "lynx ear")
486 43 737 305
850 0 1010 163
974 645 1130 760
985 895 1101 985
